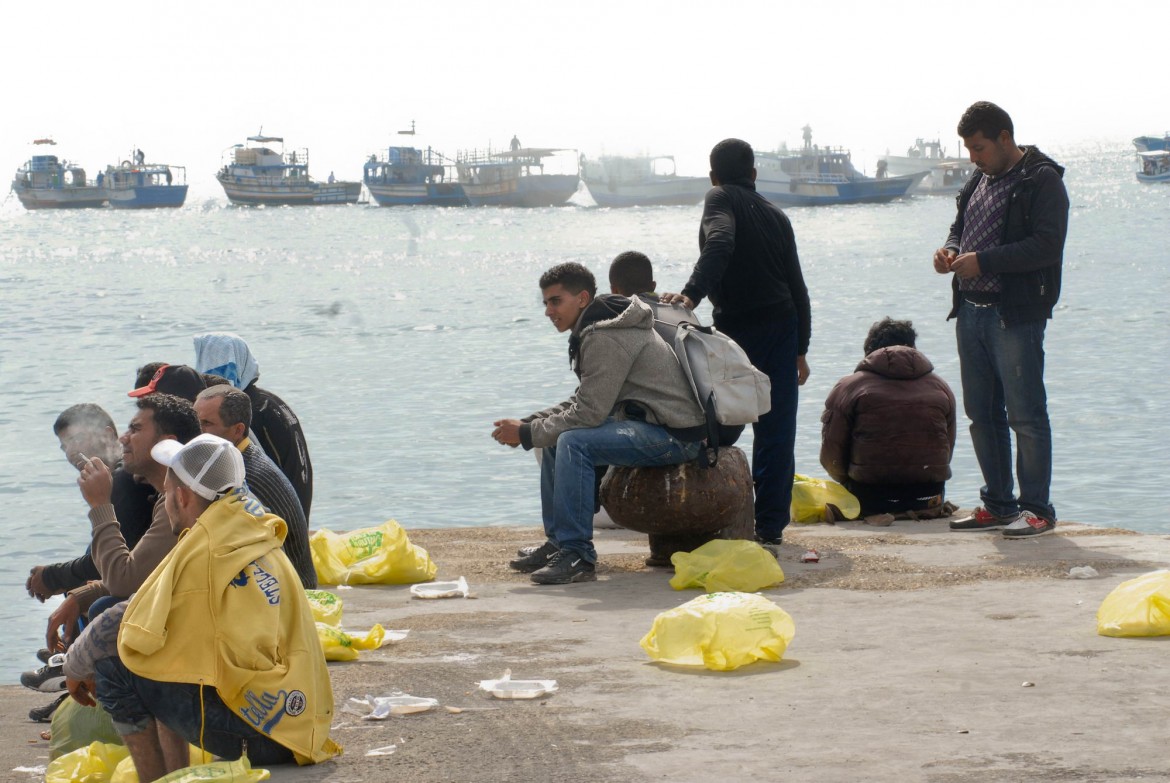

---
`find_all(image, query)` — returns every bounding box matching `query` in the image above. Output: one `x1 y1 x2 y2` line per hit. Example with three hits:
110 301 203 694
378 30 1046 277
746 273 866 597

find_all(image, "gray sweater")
520 296 704 449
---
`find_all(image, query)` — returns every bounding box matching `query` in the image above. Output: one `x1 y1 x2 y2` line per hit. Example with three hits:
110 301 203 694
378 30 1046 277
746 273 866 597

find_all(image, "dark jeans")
94 656 295 766
956 301 1055 520
845 480 946 515
718 315 799 540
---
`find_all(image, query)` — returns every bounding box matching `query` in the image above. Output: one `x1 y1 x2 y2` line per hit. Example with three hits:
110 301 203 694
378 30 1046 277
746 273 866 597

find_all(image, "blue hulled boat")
1133 134 1170 153
1136 150 1170 182
755 134 924 207
363 145 466 206
102 151 188 209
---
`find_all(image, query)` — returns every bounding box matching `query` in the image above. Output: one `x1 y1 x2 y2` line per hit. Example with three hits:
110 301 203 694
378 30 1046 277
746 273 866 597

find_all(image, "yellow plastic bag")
306 589 344 626
113 753 269 783
46 741 130 783
317 621 386 661
669 539 785 592
310 519 437 585
791 473 860 522
1097 569 1170 637
640 592 796 671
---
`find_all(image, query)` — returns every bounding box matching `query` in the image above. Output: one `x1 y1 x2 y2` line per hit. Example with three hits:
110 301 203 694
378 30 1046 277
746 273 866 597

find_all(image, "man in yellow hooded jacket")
63 433 340 781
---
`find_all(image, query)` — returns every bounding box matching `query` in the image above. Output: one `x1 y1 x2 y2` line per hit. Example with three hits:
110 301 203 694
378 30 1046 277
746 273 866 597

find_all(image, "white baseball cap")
151 433 245 501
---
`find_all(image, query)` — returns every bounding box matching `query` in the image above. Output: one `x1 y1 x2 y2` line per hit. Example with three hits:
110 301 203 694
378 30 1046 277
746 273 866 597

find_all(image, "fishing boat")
455 147 579 207
1133 134 1170 153
102 150 188 208
581 155 709 207
363 145 466 206
216 135 360 206
1136 150 1170 182
879 138 972 194
11 140 107 209
755 135 925 207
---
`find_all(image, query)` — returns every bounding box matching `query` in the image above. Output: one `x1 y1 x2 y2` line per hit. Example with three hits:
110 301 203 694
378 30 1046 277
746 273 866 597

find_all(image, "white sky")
3 0 1156 189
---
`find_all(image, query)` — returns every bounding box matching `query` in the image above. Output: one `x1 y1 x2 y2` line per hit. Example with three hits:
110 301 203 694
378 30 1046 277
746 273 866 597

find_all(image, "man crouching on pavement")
492 262 705 585
62 434 340 781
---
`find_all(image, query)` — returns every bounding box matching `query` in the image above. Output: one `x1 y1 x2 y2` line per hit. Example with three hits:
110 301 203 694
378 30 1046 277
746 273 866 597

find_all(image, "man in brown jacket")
820 318 956 516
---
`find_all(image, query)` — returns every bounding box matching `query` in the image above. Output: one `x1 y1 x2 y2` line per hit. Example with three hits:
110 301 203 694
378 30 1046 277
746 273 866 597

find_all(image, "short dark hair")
608 251 655 296
539 262 596 297
53 403 116 436
201 373 232 388
957 101 1014 141
864 318 917 355
135 362 168 388
710 138 754 182
196 385 252 429
135 394 200 444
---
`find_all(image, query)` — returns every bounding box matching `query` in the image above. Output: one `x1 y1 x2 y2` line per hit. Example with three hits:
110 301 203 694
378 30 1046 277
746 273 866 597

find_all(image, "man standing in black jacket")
664 138 811 549
933 101 1069 538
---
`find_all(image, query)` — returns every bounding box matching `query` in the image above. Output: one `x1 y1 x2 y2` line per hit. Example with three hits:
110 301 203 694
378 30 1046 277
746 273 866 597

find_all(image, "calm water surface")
1 141 1167 682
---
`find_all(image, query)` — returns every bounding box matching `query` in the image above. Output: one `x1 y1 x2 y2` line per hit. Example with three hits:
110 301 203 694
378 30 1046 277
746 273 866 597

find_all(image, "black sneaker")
509 540 559 573
755 535 783 558
530 552 597 585
950 506 1020 531
29 692 68 723
21 654 67 693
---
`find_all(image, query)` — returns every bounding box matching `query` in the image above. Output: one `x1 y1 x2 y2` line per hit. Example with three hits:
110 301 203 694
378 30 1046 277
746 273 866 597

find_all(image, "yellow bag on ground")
305 589 344 625
113 753 269 783
791 473 860 522
49 697 124 761
111 745 215 783
640 592 796 671
46 740 129 783
310 519 437 585
1097 569 1170 637
317 622 386 661
669 539 785 592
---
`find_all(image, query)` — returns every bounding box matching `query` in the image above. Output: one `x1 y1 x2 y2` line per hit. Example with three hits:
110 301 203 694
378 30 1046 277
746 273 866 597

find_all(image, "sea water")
1 141 1167 683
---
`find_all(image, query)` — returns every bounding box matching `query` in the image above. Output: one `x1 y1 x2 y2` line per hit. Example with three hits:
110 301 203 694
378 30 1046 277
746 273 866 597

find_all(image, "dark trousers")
718 315 799 540
845 480 946 516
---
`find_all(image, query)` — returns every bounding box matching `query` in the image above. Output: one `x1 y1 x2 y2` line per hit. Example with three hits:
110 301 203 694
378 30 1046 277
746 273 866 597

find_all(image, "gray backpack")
642 297 772 465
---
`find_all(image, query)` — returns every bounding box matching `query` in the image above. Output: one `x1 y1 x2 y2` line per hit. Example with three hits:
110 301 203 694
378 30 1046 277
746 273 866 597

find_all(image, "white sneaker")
1002 510 1056 538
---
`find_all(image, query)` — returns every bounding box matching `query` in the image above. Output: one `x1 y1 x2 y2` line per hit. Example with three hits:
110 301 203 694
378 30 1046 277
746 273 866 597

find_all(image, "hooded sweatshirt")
820 345 956 486
519 296 704 450
117 488 340 765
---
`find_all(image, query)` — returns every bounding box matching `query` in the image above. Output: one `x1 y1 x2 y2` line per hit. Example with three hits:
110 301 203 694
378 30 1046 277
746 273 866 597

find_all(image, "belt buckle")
964 299 995 308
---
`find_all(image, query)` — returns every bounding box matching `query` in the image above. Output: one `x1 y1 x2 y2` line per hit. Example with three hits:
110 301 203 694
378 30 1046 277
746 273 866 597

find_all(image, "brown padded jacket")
820 346 956 486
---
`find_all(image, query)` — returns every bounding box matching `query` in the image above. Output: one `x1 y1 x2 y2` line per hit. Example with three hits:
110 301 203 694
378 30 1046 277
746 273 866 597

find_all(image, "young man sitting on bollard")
491 262 706 585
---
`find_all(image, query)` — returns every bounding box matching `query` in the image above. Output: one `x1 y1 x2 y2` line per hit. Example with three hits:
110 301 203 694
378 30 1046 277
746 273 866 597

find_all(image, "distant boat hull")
461 174 579 207
13 185 106 209
756 172 925 206
218 177 361 206
1136 171 1170 183
585 176 709 207
366 181 467 206
106 185 189 209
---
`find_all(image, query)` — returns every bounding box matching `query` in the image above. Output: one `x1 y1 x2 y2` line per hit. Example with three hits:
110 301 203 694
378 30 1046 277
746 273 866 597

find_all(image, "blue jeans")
956 300 1055 520
540 418 701 563
718 315 800 540
94 656 295 765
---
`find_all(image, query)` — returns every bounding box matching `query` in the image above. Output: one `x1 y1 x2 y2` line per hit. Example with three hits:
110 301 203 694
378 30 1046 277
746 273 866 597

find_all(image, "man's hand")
26 566 52 602
77 457 114 508
492 419 522 448
933 248 956 274
660 292 695 309
796 354 810 386
950 252 982 280
47 594 82 651
66 676 97 707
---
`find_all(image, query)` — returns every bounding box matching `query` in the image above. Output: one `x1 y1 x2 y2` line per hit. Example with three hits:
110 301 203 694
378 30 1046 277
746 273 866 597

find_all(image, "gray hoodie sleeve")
63 600 129 680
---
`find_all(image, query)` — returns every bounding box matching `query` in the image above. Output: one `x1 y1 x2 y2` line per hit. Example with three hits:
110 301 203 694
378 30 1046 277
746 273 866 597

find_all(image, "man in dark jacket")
663 138 811 549
933 101 1069 538
820 318 956 516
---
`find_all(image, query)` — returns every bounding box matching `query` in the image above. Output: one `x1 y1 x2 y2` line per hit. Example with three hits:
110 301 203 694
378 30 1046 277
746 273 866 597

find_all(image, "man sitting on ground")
63 434 340 781
820 318 956 517
491 262 705 584
45 394 201 651
194 385 316 589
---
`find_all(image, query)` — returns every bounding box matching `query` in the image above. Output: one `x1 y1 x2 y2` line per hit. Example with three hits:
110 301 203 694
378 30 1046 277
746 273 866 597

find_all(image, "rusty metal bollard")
600 446 755 567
